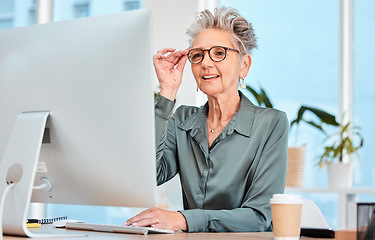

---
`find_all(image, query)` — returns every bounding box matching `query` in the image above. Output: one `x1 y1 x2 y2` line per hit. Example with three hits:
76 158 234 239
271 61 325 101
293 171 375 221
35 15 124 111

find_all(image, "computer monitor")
0 9 156 237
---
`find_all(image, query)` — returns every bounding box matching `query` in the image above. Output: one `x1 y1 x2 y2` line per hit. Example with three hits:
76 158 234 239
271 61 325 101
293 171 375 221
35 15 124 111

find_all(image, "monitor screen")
0 9 156 237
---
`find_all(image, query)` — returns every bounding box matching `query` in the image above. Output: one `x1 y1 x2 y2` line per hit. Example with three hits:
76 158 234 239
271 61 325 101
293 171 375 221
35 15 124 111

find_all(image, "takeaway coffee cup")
270 194 303 240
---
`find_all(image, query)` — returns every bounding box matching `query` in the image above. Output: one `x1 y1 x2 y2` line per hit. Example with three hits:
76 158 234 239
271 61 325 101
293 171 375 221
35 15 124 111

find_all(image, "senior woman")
124 7 289 232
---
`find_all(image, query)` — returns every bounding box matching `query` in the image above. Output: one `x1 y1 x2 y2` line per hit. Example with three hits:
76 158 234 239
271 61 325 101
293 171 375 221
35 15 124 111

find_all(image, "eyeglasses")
188 46 240 64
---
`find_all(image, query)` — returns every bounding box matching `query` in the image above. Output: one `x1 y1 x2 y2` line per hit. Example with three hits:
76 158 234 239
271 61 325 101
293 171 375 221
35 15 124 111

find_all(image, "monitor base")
0 111 50 237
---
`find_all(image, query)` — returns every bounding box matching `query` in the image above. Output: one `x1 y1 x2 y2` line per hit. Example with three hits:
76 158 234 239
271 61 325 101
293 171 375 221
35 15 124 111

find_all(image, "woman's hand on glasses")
153 47 189 101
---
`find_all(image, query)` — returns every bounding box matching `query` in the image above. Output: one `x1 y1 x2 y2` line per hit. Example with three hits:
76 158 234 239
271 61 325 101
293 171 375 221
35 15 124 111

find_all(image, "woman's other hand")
153 48 189 101
123 207 188 232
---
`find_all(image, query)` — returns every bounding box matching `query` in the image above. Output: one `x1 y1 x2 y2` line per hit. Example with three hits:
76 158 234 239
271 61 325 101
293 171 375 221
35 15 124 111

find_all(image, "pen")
27 219 39 223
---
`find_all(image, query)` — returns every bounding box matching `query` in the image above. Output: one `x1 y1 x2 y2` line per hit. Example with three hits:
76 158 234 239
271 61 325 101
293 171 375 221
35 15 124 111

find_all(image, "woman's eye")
192 53 203 59
214 50 225 56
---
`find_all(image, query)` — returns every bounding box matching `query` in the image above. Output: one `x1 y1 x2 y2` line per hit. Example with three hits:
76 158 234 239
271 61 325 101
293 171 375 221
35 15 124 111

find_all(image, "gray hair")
186 6 257 55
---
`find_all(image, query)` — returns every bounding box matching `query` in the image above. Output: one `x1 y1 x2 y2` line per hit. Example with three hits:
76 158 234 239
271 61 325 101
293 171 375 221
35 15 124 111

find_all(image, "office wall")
144 0 206 108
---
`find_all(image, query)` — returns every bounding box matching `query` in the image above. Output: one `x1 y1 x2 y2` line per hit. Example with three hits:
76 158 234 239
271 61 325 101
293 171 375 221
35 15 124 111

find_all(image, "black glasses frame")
188 46 240 64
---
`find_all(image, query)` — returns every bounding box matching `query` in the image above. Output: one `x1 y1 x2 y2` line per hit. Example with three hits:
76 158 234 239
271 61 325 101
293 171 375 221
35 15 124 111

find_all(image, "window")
124 0 141 11
0 0 14 29
74 0 90 18
53 0 143 22
0 17 13 29
0 0 13 12
221 0 375 229
221 0 341 228
29 0 37 24
353 0 375 190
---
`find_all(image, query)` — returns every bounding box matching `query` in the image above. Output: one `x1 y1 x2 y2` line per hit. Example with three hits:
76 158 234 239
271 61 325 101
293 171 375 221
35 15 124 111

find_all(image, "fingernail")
132 222 138 226
123 222 128 226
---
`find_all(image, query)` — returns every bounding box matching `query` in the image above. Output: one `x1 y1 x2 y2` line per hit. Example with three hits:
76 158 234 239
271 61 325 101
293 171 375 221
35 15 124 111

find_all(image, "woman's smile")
202 74 220 80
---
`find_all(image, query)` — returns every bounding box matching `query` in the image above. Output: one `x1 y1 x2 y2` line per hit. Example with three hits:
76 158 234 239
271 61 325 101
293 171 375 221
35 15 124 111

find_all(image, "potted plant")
243 85 306 187
290 106 364 188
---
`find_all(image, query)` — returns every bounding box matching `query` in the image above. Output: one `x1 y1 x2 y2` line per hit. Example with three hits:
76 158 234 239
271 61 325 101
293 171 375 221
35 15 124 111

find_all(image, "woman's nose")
201 51 214 67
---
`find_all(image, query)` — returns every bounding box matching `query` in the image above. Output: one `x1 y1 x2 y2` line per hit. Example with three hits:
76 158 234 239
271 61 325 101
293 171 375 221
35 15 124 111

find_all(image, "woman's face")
191 29 250 97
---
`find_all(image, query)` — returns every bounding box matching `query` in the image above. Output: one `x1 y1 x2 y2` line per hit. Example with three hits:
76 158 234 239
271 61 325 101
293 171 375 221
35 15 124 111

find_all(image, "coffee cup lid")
270 194 302 204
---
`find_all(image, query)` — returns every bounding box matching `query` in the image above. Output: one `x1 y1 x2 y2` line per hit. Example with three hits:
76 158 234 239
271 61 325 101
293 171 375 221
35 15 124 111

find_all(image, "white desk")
2 229 331 240
286 187 375 230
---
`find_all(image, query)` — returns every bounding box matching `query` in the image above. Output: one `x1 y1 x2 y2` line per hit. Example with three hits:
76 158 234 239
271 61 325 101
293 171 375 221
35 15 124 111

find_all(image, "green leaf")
260 88 273 108
302 120 324 132
245 85 262 106
245 85 274 108
341 122 350 134
290 106 339 133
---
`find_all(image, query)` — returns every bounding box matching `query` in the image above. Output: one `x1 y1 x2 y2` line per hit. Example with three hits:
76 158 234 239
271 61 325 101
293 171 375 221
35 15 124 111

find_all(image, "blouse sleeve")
154 94 179 185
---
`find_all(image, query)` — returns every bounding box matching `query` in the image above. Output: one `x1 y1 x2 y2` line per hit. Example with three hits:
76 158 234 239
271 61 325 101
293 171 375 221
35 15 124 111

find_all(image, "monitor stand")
0 111 85 238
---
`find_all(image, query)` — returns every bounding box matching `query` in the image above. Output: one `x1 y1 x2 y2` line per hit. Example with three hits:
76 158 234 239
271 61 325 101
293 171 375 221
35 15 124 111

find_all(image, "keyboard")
65 222 175 235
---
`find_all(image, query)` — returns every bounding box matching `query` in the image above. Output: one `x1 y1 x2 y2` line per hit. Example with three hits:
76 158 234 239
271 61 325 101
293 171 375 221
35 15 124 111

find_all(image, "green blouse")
154 91 289 232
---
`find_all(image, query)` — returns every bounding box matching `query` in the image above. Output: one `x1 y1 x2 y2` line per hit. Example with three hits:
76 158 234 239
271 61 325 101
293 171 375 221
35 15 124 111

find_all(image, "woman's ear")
240 54 252 78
